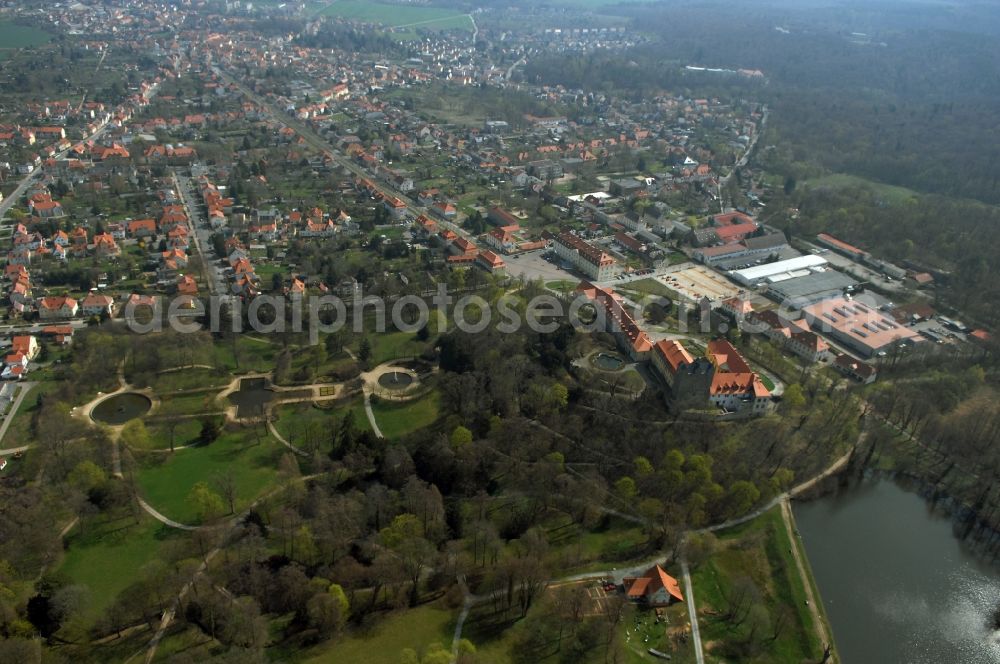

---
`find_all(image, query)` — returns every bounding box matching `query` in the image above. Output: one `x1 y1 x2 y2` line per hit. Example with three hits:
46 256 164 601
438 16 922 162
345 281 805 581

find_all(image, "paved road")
0 320 87 335
680 561 705 664
173 172 227 298
0 170 41 219
0 381 37 452
137 497 198 531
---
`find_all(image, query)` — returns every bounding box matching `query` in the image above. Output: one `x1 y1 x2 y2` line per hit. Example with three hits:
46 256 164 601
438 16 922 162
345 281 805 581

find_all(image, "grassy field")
0 22 52 56
355 329 433 365
151 367 231 392
135 429 282 524
690 506 823 663
313 1 472 32
803 173 918 205
145 418 205 450
272 396 371 450
1 381 60 447
370 390 440 440
154 391 222 418
57 515 186 629
620 277 677 299
292 603 456 663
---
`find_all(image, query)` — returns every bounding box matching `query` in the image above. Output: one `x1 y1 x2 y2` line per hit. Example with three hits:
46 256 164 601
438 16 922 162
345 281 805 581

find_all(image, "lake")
794 479 1000 664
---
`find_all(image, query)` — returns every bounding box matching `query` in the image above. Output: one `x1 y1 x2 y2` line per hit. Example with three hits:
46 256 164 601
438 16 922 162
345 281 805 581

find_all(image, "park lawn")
152 367 231 392
145 418 204 450
211 335 280 373
0 21 53 51
356 329 432 365
691 507 822 663
135 430 283 524
154 391 222 417
57 514 186 629
272 396 371 451
370 391 440 440
293 603 457 664
542 512 650 570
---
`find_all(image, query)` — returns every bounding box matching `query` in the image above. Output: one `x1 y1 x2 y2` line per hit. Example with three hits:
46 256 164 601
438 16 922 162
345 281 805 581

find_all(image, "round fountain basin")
91 393 152 425
592 352 626 371
378 371 414 390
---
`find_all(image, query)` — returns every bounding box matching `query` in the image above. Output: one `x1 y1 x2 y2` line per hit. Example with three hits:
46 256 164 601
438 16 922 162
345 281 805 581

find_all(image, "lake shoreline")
793 476 1000 664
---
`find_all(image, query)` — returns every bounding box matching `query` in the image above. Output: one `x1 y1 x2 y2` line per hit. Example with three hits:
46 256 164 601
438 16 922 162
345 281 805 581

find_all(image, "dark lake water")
91 392 152 425
794 480 1000 664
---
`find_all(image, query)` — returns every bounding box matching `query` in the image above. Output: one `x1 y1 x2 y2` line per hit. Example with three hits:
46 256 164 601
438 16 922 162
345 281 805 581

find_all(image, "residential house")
38 295 78 320
833 354 878 384
81 292 114 317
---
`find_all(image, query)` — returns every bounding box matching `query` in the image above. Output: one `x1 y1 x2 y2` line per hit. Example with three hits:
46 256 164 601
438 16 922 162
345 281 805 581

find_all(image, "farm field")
313 1 472 32
0 21 52 56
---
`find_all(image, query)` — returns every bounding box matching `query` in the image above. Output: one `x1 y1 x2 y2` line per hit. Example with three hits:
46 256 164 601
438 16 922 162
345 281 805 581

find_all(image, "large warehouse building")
729 255 829 287
801 296 923 357
765 270 858 306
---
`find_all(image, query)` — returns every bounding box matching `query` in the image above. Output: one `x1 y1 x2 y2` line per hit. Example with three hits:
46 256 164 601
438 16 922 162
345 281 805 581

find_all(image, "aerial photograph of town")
0 0 998 662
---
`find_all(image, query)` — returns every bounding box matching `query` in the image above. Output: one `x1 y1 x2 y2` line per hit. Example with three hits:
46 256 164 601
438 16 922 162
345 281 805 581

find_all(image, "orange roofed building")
577 281 652 359
623 565 684 606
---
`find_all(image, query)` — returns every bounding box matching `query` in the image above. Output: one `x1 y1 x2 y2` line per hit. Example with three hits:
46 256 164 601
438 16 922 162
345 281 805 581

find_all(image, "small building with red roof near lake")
623 565 685 606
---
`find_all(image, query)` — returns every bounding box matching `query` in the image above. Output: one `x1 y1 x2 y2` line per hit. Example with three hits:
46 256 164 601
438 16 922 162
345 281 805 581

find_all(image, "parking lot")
657 265 743 304
504 250 585 285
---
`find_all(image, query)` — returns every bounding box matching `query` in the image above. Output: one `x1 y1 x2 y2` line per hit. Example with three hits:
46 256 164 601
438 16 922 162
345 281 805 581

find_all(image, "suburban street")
173 172 229 298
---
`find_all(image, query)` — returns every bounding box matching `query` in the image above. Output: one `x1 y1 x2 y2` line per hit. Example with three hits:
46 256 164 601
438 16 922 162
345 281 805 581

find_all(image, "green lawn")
145 418 204 450
211 336 280 373
272 397 371 451
154 391 222 417
690 507 823 663
151 367 231 392
370 391 440 440
135 430 282 524
759 373 776 392
313 0 472 32
355 329 433 365
621 277 676 298
293 603 456 664
57 515 185 629
0 22 53 54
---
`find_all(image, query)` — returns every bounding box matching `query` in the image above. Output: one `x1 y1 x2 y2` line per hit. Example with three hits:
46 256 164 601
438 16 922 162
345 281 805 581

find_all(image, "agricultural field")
0 21 52 56
312 1 473 32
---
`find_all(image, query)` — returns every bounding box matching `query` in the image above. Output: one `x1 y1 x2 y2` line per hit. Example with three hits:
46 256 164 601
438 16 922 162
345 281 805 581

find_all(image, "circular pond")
378 371 415 391
91 392 152 425
591 352 626 371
